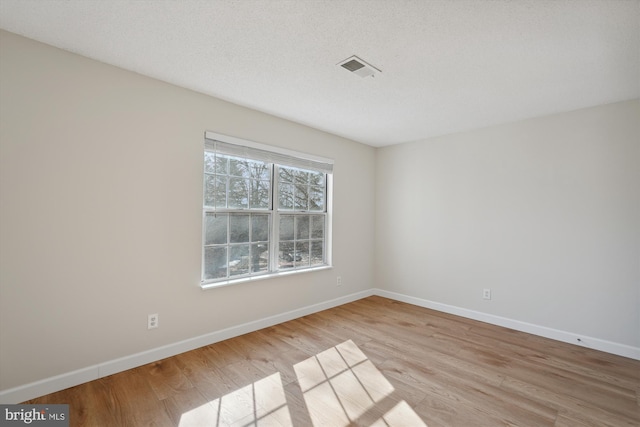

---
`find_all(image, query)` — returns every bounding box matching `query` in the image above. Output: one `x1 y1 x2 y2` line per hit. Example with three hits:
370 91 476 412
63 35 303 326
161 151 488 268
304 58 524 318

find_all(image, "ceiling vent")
337 55 381 78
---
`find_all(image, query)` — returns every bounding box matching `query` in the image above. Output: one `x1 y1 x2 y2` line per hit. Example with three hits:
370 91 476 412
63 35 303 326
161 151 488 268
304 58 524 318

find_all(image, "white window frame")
201 131 333 289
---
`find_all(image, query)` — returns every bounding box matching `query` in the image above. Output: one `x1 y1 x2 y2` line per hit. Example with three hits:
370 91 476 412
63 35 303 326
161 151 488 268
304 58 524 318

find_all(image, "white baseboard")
372 288 640 361
3 287 637 403
0 289 374 404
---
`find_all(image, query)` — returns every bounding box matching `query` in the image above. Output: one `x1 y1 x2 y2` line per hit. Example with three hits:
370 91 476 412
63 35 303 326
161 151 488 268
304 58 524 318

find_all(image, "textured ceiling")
1 0 638 147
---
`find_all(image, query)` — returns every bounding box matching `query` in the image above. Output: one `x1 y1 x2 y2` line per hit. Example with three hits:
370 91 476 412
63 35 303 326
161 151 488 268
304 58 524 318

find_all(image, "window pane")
279 182 294 210
295 215 310 240
204 152 216 174
228 177 249 209
279 215 294 241
215 176 228 208
251 243 268 273
250 179 270 209
205 175 228 208
229 245 250 276
204 247 227 280
229 158 250 178
294 184 308 210
295 242 310 268
311 215 324 239
205 213 228 245
309 171 324 186
278 166 326 212
230 215 250 243
279 242 295 269
279 167 294 183
294 169 309 184
309 186 324 211
204 174 215 207
252 214 269 242
310 241 324 266
215 156 229 175
251 162 270 180
205 153 230 175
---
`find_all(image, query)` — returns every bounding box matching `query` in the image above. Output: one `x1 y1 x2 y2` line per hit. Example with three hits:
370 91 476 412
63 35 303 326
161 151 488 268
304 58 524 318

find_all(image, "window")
202 132 333 287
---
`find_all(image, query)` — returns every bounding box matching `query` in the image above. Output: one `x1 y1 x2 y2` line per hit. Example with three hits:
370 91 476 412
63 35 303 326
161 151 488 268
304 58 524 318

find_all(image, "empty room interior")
0 1 639 426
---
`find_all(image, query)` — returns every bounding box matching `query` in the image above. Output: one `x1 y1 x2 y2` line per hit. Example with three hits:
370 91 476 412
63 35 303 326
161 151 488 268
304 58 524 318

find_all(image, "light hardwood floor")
26 296 640 426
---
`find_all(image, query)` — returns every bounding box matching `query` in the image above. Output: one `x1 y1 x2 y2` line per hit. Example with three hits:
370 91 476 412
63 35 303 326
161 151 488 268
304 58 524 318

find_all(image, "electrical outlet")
483 289 491 300
336 276 342 287
148 313 159 329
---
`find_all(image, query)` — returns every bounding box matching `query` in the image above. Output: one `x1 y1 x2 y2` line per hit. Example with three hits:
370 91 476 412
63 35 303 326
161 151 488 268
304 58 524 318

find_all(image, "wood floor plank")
502 376 640 427
360 331 507 388
172 347 237 401
249 346 313 386
26 378 117 426
98 368 175 426
311 308 382 345
264 321 337 356
22 296 640 427
139 357 194 401
381 356 558 427
466 347 639 420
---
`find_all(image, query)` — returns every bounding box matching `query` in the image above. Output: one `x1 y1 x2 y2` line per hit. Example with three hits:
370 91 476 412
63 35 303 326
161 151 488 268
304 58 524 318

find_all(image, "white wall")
376 99 640 349
0 31 376 392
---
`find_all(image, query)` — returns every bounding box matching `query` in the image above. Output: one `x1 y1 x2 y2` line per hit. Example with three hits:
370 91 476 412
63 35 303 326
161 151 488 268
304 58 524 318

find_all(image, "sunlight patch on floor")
371 400 427 427
178 372 291 427
294 339 425 426
179 340 426 426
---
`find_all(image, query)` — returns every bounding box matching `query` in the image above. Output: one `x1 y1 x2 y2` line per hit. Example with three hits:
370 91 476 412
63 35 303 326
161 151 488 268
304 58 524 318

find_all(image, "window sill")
200 265 333 290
